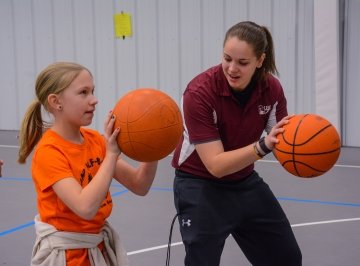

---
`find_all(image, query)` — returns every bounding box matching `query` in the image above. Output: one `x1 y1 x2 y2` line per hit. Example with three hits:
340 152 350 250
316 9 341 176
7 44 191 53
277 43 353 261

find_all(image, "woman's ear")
257 53 266 68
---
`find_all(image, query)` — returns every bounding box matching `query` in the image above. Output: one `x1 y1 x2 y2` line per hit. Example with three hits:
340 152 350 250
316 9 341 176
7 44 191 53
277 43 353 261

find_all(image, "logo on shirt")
212 109 217 124
258 105 271 115
80 157 102 185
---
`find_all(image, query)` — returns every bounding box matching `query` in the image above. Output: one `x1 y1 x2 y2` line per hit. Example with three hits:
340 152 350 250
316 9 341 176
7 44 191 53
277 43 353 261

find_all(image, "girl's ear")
47 94 61 111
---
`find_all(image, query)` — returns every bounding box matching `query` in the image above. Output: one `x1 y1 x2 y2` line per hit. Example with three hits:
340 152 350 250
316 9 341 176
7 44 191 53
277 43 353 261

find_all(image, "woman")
0 159 3 177
172 21 302 266
18 62 158 265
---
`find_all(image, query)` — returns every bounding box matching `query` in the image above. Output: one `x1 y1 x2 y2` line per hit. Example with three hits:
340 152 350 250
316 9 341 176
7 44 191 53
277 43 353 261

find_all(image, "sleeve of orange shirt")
32 144 74 192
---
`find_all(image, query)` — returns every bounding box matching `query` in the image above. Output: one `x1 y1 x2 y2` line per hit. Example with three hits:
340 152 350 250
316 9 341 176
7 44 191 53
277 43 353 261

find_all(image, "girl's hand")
103 111 121 156
264 115 294 150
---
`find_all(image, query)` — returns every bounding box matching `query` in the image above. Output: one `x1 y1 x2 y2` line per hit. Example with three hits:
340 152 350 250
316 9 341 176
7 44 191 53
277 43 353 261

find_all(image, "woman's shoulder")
186 64 225 97
265 74 282 87
259 74 284 96
254 75 285 104
188 65 221 85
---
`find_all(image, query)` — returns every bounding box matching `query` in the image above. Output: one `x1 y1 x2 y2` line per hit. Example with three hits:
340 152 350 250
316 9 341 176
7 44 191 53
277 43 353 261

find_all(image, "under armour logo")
182 219 191 227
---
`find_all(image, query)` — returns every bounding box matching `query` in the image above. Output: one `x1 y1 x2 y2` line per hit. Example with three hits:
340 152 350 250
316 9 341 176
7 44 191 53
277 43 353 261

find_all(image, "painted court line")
291 217 360 227
277 197 360 207
0 221 34 237
126 217 360 256
0 144 359 169
0 144 19 148
1 189 360 236
127 242 183 256
260 159 360 169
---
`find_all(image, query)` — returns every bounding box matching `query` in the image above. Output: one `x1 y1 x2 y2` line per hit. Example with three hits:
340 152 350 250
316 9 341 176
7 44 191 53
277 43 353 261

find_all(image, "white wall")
0 0 322 137
314 0 341 131
342 0 360 147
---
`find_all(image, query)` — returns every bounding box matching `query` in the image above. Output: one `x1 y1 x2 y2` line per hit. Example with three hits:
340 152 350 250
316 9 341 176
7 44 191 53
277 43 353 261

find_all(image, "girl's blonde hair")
18 62 91 164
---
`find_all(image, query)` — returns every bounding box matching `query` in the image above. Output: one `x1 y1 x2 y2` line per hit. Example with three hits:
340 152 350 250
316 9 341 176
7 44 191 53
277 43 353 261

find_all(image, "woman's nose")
228 62 238 73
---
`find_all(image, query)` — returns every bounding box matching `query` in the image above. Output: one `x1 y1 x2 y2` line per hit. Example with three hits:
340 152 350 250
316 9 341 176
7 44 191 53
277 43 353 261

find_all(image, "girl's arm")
113 159 158 196
52 113 121 220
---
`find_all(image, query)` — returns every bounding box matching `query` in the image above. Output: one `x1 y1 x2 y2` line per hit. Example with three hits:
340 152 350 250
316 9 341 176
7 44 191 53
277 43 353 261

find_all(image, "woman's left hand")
264 115 294 150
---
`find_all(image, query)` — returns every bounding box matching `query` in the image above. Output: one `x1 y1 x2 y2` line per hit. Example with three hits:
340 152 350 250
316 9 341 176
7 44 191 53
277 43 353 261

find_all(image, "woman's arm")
196 115 291 178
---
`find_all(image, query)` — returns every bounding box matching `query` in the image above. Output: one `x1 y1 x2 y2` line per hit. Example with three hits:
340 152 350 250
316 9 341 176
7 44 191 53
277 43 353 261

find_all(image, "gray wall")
4 0 354 146
0 0 315 131
342 0 360 147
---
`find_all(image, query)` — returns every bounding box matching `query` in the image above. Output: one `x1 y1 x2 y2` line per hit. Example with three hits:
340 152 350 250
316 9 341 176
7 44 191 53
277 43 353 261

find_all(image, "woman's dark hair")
224 21 278 82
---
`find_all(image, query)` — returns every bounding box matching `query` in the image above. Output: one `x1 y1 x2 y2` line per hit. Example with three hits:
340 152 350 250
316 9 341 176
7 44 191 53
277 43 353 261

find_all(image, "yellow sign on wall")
114 12 132 39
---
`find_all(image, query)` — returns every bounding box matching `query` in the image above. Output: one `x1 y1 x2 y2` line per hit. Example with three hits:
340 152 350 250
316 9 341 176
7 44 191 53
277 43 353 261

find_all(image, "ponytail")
17 61 91 164
261 26 278 76
18 100 44 164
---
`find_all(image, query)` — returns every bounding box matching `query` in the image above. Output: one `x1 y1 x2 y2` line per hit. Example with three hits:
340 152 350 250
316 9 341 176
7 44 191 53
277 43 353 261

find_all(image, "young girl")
172 21 302 265
18 62 158 265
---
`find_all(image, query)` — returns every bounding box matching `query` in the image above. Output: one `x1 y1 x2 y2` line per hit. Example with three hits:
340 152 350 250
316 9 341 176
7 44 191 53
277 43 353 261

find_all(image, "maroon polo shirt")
172 64 288 181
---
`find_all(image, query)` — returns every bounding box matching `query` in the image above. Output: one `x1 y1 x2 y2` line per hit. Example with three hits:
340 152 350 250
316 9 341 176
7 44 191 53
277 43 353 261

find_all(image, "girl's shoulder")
80 127 105 146
80 127 102 139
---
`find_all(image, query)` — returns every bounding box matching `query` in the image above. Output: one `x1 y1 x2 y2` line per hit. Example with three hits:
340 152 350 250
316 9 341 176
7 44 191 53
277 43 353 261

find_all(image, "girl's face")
57 70 98 128
222 36 264 91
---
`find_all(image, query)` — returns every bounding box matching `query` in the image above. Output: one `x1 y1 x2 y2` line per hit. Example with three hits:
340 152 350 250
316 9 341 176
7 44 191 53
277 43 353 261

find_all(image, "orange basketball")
273 114 341 178
113 88 183 162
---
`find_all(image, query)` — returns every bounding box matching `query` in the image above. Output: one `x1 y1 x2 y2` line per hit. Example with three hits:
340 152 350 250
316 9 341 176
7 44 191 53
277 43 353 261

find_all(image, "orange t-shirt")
32 128 113 266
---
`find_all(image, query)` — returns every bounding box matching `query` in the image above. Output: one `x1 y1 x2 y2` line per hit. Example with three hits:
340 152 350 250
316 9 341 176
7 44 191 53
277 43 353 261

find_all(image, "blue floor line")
0 221 35 236
0 188 130 236
1 187 360 237
111 189 129 197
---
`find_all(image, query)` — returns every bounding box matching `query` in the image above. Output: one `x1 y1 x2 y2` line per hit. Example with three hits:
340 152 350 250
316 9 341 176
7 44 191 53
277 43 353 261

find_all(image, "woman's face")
222 36 264 91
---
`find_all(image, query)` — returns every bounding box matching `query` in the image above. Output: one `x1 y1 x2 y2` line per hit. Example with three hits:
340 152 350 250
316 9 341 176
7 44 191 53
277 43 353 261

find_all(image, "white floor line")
259 159 360 169
127 217 360 256
291 217 360 227
127 242 183 256
1 145 359 168
0 144 19 149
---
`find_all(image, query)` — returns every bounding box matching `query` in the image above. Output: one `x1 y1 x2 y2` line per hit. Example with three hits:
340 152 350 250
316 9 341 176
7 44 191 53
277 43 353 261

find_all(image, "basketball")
112 88 183 162
273 114 341 178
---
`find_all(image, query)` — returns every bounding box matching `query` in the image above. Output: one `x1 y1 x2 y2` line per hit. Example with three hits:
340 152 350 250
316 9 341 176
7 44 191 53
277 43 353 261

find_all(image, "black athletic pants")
173 170 302 266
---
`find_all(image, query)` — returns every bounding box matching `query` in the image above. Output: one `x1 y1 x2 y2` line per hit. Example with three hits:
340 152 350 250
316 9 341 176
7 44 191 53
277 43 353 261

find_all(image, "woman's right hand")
103 111 121 156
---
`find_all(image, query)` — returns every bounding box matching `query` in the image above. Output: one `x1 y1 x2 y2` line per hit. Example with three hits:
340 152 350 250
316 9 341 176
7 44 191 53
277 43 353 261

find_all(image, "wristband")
253 142 263 159
258 136 272 154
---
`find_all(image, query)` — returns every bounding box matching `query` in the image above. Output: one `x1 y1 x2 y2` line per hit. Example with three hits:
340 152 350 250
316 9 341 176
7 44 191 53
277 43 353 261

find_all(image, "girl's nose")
91 95 98 105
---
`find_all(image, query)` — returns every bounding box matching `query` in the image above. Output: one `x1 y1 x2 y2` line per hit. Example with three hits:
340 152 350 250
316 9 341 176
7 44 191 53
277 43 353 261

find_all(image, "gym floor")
0 130 359 266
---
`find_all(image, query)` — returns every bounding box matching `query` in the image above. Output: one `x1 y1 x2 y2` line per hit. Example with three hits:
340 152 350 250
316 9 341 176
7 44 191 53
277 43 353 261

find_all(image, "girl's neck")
51 124 84 144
